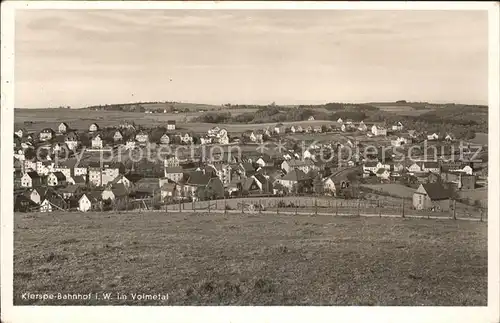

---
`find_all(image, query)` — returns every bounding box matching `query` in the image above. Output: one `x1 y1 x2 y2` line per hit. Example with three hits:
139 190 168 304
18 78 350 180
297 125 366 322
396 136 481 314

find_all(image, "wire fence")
24 194 487 222
160 196 487 222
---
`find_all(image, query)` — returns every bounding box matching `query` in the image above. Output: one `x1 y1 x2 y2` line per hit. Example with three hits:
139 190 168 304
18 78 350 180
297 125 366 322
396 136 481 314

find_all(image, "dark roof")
40 128 55 133
240 163 255 172
280 168 310 182
423 162 439 169
242 177 259 191
376 168 388 174
51 171 67 181
111 183 128 197
165 166 183 174
26 171 40 179
364 161 378 168
160 182 176 191
135 178 159 192
167 120 176 124
287 159 314 167
73 176 86 184
421 183 451 200
185 172 212 186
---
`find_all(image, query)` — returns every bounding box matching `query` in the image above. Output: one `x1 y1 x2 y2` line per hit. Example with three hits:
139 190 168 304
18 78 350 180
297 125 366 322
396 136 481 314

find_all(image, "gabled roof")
165 166 183 174
364 161 378 168
280 168 310 182
423 162 439 169
240 162 255 172
51 171 67 181
40 128 55 134
111 183 128 197
242 177 259 191
376 168 388 174
160 182 176 191
167 120 176 124
184 172 212 186
421 183 451 200
26 171 40 179
287 159 314 167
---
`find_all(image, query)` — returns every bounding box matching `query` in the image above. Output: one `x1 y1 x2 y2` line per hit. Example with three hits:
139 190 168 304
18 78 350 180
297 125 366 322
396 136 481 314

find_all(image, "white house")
391 136 408 147
422 162 440 174
427 133 439 141
363 161 379 174
64 132 79 151
371 125 387 136
78 194 92 212
179 133 193 144
47 171 67 187
337 118 343 124
445 133 454 141
200 136 212 145
113 130 123 142
160 133 170 145
322 177 336 195
208 126 221 137
135 131 149 143
58 122 69 134
40 199 53 213
89 123 99 132
407 162 423 173
392 163 405 173
125 139 136 150
167 120 176 130
164 166 184 182
39 128 54 142
341 124 347 132
308 116 315 121
25 188 41 204
274 123 285 134
91 134 103 149
376 168 391 180
391 122 404 131
376 161 391 170
358 121 367 132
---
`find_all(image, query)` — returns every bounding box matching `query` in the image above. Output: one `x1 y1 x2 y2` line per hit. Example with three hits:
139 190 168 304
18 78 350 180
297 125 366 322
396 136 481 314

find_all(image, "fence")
161 196 487 222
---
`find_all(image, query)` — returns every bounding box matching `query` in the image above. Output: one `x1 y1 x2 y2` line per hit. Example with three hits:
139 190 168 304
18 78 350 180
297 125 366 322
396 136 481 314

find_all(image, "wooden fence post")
315 197 318 215
295 199 298 215
357 199 360 216
335 200 338 216
452 199 456 220
378 199 381 218
401 198 405 218
259 199 262 214
480 208 483 222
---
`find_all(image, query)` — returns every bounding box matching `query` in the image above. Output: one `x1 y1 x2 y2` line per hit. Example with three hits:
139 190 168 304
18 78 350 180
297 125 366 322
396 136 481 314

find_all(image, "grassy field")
459 188 488 208
14 212 487 306
361 184 416 198
370 105 431 116
15 109 332 135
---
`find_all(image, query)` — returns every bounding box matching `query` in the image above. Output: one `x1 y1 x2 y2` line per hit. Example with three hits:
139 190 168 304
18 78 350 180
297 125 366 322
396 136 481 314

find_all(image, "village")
13 117 487 216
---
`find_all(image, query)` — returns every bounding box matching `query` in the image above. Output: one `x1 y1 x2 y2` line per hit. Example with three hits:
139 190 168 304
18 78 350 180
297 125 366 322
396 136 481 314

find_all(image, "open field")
14 212 487 306
468 132 488 146
372 105 430 116
15 109 331 135
361 184 416 198
459 188 488 208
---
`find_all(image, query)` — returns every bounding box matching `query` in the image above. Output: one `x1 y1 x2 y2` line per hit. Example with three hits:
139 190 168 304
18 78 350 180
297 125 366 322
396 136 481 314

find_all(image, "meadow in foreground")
14 212 487 305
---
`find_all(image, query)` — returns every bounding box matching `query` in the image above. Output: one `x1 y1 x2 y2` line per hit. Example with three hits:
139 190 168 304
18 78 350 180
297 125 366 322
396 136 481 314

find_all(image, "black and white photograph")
1 1 499 323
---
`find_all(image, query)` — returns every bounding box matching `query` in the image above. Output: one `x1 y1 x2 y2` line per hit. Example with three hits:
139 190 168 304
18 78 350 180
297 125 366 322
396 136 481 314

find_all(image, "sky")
15 9 488 108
